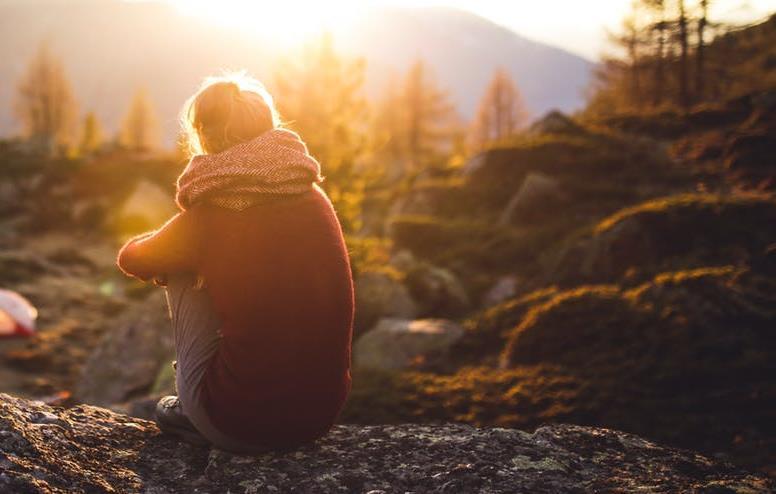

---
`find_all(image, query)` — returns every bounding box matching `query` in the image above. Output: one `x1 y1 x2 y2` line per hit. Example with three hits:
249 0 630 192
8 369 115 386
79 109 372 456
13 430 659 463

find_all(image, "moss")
502 265 776 386
553 193 776 285
595 193 776 234
342 265 776 472
344 262 776 472
443 287 561 369
341 365 583 429
389 215 518 266
389 215 574 282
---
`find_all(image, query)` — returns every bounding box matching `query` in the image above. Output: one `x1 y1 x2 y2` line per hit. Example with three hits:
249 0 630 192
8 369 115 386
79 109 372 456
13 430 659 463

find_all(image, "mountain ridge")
0 1 593 144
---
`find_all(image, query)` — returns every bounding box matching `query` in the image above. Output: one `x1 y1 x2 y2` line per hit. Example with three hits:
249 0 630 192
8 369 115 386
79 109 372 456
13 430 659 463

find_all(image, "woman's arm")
116 210 200 282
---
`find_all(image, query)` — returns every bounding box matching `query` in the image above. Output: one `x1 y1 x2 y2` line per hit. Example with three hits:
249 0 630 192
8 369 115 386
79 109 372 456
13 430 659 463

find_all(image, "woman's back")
195 187 354 448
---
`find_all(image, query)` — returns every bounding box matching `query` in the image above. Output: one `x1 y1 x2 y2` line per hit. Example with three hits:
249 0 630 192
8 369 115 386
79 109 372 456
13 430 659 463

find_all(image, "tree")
121 88 159 152
472 68 530 148
274 33 369 231
398 60 458 175
642 0 668 106
695 0 710 100
677 0 691 109
275 33 367 172
78 111 103 155
14 42 78 154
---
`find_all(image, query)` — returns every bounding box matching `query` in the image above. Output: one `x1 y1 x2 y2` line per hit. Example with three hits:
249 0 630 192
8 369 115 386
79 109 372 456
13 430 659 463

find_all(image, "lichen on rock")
0 393 773 493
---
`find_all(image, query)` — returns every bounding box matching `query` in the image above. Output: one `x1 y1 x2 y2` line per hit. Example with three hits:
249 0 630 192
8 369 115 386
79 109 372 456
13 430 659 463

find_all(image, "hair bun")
181 72 280 155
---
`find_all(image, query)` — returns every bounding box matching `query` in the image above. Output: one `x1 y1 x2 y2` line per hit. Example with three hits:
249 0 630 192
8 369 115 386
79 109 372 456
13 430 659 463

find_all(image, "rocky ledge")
0 394 772 493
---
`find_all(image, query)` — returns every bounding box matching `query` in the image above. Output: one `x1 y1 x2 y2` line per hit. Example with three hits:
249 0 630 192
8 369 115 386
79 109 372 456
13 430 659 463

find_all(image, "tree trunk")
678 0 690 109
696 0 708 102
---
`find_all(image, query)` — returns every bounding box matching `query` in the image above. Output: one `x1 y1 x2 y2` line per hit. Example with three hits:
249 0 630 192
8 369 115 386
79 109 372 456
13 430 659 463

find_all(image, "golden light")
167 0 366 41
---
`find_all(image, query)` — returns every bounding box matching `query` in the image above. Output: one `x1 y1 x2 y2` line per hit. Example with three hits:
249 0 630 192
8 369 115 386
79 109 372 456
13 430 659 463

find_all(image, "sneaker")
154 395 210 447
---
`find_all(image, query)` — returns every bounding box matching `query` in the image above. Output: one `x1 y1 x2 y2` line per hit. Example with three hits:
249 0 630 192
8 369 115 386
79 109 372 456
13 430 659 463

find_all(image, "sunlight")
167 0 365 40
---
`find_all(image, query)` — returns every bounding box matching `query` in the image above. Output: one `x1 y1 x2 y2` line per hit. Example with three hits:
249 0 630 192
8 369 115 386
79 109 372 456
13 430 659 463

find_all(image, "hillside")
0 1 592 143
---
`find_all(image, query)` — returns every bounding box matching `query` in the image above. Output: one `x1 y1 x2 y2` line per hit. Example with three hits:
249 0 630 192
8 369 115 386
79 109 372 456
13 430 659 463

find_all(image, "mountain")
342 8 593 118
0 1 593 145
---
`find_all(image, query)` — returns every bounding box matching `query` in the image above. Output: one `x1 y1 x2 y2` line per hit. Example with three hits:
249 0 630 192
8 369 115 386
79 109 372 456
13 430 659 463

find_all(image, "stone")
0 393 771 493
391 250 471 317
498 172 564 225
353 270 418 336
75 291 173 407
404 264 470 317
480 275 519 308
528 110 586 136
548 193 776 285
353 318 464 371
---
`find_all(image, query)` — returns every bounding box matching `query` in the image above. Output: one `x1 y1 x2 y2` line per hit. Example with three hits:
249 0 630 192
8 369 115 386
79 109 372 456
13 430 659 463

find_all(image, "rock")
480 275 520 308
528 110 586 136
0 393 772 493
549 193 776 285
75 291 173 407
0 181 21 209
498 172 564 225
0 251 53 285
457 130 660 214
382 180 469 234
391 251 471 317
354 270 418 336
496 265 776 467
387 187 437 218
353 318 464 371
114 180 176 234
724 132 775 173
505 265 776 371
387 249 416 272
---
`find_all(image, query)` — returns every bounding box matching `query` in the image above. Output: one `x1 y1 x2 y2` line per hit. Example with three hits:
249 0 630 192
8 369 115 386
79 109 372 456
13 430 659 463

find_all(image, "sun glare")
167 0 365 41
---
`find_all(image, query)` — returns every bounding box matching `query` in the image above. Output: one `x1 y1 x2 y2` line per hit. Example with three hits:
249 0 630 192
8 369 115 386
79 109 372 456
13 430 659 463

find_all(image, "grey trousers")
165 273 262 453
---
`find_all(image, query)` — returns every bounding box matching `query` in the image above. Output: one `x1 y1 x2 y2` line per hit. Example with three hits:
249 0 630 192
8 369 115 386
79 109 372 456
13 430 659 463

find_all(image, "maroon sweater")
117 187 354 449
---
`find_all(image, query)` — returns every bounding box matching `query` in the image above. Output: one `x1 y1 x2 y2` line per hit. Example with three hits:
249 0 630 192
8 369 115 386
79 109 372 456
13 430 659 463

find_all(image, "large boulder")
480 275 520 308
0 393 771 493
446 287 560 369
498 172 565 225
528 110 587 136
391 251 471 317
504 265 776 376
353 318 464 371
549 193 776 285
75 291 173 407
353 270 418 336
497 265 776 469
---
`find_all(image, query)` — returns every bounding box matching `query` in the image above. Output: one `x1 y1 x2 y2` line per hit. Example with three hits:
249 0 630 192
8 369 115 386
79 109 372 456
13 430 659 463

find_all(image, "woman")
117 74 354 453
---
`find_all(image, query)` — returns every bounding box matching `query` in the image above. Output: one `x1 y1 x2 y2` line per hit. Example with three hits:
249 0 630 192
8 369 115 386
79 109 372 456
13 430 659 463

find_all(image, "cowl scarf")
176 128 323 211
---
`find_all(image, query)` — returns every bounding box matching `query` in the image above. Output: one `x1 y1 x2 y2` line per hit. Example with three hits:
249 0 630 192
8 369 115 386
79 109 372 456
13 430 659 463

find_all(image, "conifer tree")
274 33 369 231
274 33 368 173
121 88 160 152
78 111 103 155
15 42 78 154
473 68 529 148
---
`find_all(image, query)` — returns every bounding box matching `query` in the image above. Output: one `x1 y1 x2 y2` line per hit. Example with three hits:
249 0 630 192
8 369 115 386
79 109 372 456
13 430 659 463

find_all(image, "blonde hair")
180 72 280 156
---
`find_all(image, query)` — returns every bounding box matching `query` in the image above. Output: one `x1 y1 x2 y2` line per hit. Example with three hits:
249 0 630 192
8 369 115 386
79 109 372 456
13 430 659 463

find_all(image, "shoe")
154 395 210 447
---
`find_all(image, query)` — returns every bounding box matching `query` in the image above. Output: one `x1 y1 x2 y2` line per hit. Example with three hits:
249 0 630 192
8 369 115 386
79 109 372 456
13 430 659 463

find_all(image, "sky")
164 0 776 59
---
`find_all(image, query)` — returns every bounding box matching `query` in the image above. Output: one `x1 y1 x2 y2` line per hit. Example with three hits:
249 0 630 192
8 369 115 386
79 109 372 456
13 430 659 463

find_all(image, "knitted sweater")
117 187 354 449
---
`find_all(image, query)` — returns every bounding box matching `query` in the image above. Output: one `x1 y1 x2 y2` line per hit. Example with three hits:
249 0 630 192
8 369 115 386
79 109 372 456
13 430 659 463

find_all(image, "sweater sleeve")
116 209 200 282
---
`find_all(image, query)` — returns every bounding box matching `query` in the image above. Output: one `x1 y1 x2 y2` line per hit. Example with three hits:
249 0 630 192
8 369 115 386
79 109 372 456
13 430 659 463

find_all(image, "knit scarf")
176 128 323 211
